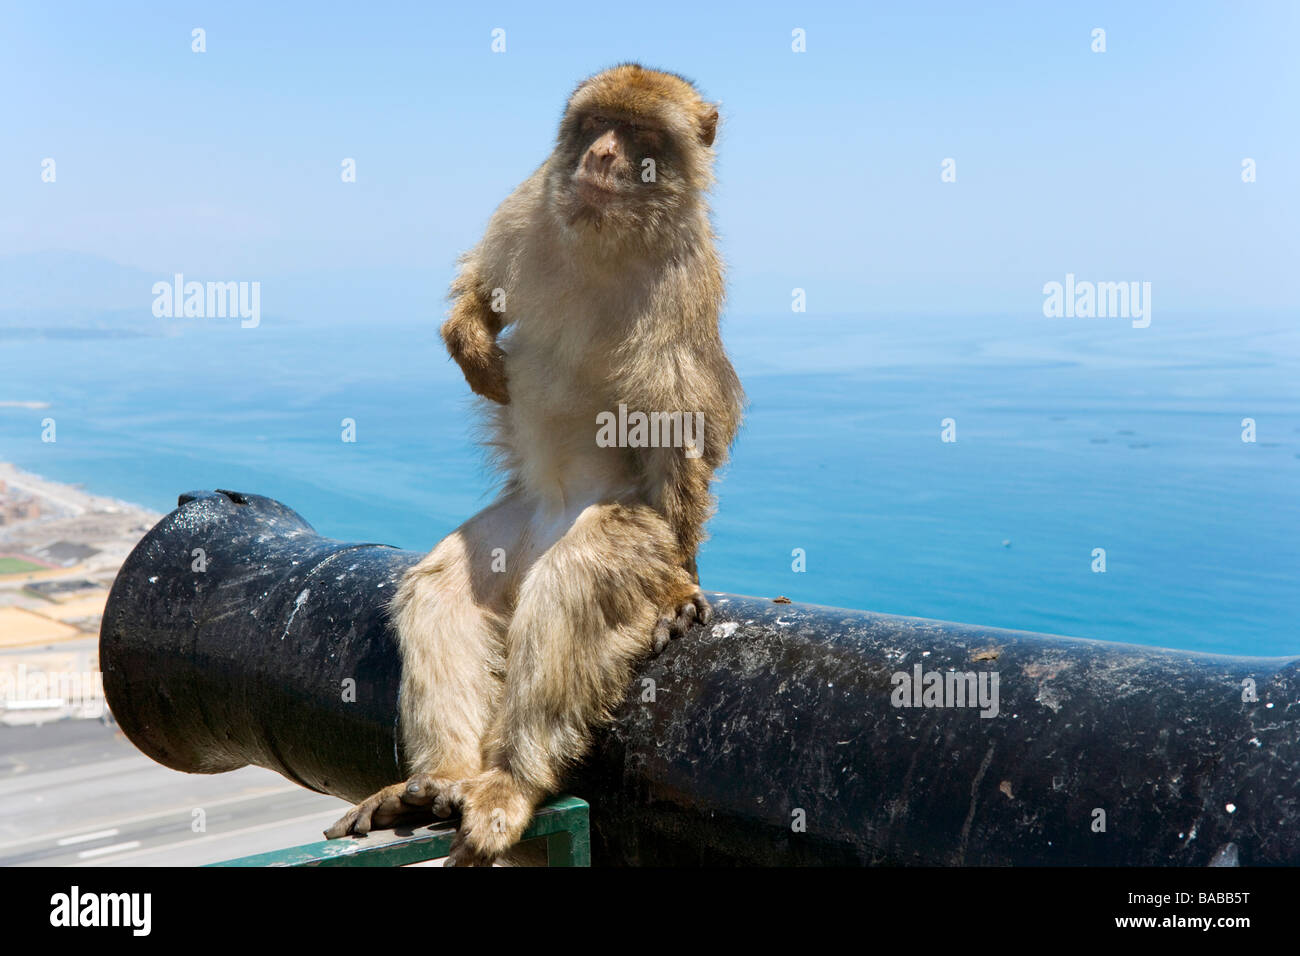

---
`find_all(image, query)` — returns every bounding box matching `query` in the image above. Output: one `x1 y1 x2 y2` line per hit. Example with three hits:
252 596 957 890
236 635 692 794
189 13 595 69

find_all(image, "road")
0 719 351 866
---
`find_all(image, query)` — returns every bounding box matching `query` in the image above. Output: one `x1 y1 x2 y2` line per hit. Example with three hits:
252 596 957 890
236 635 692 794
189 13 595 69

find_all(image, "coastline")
0 461 160 524
0 461 160 724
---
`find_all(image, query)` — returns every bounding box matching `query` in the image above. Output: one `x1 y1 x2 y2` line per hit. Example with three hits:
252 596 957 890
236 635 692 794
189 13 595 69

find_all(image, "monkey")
325 63 745 865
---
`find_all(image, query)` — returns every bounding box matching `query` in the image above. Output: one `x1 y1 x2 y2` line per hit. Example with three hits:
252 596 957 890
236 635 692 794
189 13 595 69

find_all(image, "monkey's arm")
441 167 547 405
647 450 715 567
441 266 510 405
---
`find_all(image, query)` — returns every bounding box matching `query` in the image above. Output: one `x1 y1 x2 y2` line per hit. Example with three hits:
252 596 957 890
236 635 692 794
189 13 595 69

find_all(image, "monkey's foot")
651 591 713 653
444 769 539 867
323 773 464 839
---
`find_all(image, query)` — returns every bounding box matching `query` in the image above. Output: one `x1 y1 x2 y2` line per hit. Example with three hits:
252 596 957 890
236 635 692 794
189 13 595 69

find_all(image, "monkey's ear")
698 106 719 147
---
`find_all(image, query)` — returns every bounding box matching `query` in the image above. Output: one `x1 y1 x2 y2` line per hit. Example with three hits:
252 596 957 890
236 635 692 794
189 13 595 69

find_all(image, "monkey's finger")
352 797 384 835
401 774 439 806
651 616 674 654
693 593 713 625
373 789 423 826
466 362 510 405
324 806 362 840
668 600 698 638
432 781 465 818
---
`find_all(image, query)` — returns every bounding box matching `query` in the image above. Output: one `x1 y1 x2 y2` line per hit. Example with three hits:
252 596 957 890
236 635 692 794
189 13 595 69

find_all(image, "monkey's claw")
652 591 712 653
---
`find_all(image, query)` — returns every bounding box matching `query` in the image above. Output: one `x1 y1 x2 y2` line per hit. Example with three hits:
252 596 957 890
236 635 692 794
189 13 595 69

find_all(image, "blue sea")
1 309 1297 656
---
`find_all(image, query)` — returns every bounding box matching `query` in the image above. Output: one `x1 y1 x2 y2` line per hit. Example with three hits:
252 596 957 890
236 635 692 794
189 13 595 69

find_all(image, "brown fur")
325 63 744 865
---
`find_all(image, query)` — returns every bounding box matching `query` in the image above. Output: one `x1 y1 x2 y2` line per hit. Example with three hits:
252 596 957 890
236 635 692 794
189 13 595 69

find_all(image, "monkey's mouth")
574 177 622 206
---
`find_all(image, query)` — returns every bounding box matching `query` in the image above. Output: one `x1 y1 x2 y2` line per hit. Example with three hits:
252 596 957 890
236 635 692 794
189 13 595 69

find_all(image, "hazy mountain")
0 250 159 312
0 250 446 332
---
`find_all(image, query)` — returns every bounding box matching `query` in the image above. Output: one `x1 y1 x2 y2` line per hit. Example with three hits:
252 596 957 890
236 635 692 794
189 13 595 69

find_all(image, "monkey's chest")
501 347 630 504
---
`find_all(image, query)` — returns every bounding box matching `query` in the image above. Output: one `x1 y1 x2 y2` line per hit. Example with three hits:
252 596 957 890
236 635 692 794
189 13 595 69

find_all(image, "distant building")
33 541 99 567
23 579 103 601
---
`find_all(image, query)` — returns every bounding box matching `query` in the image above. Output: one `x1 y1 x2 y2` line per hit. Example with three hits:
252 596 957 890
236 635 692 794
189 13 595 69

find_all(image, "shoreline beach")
0 461 159 724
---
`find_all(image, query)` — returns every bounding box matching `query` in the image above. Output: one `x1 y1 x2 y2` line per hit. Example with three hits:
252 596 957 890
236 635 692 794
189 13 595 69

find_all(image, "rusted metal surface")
102 491 1300 865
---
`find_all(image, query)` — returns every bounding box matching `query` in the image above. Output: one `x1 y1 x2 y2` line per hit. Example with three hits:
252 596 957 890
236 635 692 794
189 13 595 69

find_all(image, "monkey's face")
573 114 649 203
551 66 719 240
562 112 668 223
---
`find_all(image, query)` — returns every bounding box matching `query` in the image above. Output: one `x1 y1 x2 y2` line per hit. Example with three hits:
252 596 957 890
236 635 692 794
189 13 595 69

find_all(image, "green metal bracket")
208 794 591 867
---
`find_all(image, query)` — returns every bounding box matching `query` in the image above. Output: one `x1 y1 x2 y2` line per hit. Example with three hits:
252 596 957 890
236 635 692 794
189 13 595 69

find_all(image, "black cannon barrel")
100 490 406 800
101 491 1300 865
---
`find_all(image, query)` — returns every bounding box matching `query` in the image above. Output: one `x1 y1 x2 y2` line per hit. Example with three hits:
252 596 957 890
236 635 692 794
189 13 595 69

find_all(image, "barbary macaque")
325 63 744 865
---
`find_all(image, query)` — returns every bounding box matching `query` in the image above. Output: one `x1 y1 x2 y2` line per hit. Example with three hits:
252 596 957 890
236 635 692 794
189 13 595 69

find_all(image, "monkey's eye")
630 124 662 146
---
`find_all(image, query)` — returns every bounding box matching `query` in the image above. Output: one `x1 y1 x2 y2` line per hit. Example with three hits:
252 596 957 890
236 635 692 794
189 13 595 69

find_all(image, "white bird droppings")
281 588 310 639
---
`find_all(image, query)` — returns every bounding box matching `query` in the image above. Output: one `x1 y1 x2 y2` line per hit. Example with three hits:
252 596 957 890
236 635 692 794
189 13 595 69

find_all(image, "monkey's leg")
446 502 697 865
325 493 528 839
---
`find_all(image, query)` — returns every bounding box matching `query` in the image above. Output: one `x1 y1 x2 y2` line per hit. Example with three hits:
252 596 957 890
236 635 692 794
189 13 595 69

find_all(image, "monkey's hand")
456 344 510 405
651 590 712 654
323 773 464 839
442 299 510 404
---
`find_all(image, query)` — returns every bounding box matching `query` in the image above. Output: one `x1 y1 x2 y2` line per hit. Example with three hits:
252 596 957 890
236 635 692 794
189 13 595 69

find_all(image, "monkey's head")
549 64 719 243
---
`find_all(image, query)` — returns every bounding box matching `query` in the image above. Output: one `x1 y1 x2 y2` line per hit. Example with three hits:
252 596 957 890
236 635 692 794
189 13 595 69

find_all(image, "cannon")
100 490 1300 865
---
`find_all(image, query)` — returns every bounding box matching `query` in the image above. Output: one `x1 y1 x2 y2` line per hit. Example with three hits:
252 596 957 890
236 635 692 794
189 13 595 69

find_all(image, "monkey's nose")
585 150 615 175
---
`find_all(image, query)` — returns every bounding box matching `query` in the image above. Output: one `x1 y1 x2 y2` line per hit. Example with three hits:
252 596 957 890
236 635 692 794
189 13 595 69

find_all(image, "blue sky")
3 0 1297 317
